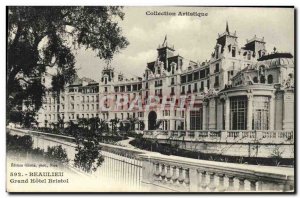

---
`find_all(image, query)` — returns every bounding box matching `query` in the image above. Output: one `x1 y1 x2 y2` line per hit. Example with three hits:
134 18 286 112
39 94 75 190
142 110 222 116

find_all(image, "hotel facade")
37 24 295 134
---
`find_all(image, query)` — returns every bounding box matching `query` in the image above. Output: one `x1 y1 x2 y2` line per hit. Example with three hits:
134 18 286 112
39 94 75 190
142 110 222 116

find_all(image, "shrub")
45 145 69 165
7 133 33 152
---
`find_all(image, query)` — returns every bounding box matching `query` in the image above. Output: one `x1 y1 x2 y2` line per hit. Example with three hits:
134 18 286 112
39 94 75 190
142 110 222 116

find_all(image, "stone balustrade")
143 130 294 144
8 128 294 192
139 153 294 192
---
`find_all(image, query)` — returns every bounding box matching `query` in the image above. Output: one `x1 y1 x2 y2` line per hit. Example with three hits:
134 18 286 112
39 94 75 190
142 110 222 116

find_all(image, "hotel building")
37 24 294 133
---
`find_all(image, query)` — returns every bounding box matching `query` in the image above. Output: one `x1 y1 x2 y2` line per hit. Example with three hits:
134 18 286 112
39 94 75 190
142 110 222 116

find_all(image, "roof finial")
162 34 167 46
226 21 229 33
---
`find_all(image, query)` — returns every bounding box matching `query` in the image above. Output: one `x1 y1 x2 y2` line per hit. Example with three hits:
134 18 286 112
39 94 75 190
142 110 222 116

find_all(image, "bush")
45 145 69 165
7 133 33 152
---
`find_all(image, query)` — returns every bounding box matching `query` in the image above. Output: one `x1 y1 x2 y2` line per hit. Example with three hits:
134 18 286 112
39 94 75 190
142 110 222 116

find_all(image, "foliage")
72 118 106 172
7 6 129 124
73 128 104 172
270 146 284 166
7 133 33 152
45 145 69 165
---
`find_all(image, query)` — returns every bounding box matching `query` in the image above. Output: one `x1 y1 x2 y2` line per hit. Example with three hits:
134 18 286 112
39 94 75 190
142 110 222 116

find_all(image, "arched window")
253 77 258 83
267 75 273 84
259 65 265 75
260 76 266 84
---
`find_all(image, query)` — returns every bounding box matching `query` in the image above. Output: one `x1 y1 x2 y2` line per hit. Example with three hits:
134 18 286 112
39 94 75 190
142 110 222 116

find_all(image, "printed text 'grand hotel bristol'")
35 23 294 133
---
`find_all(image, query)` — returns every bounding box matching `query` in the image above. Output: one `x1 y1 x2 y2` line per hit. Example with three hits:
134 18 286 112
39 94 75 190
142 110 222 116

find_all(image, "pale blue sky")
74 7 294 80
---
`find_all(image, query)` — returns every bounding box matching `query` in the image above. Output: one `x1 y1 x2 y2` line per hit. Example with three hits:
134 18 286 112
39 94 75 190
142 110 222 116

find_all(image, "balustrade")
8 128 294 192
144 129 294 144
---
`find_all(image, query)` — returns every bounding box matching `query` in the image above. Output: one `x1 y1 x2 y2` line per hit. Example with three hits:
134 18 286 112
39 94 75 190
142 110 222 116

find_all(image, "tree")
110 118 119 135
7 6 129 124
73 124 104 173
128 117 138 132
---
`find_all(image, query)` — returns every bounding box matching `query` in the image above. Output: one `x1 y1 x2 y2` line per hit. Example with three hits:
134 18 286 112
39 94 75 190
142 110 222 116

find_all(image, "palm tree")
110 118 120 135
128 117 139 132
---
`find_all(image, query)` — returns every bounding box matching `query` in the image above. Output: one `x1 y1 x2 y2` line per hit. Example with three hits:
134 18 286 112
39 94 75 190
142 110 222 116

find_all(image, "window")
247 53 251 60
267 75 273 84
230 96 247 130
104 87 108 92
194 72 199 80
215 63 219 73
194 83 197 92
200 70 206 79
252 96 269 130
214 76 219 87
200 81 204 91
188 74 193 82
253 77 258 83
232 47 236 57
157 67 161 74
171 87 175 95
171 78 175 85
260 76 266 84
181 86 185 94
127 85 131 91
181 75 187 83
187 85 191 93
190 108 203 130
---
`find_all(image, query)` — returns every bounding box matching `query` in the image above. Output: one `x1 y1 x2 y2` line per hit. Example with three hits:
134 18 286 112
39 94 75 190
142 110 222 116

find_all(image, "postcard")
6 6 295 193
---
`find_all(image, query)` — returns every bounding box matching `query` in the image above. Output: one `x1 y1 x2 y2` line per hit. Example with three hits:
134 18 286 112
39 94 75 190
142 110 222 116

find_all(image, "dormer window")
232 47 236 57
247 53 251 60
157 67 161 74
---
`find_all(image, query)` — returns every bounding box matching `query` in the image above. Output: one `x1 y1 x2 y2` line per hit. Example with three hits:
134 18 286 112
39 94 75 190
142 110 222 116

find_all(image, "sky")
74 7 294 80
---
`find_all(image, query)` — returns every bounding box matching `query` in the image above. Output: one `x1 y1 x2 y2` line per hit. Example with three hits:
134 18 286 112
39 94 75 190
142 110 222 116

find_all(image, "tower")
101 64 114 84
157 35 175 70
244 35 266 58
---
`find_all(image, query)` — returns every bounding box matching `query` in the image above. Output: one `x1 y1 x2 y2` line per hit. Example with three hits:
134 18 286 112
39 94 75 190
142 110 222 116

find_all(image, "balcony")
143 130 294 145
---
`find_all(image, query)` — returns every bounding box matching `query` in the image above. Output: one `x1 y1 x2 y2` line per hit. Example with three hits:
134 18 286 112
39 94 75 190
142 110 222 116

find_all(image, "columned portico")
224 97 230 130
269 95 275 130
202 101 208 130
247 94 253 130
208 98 216 130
